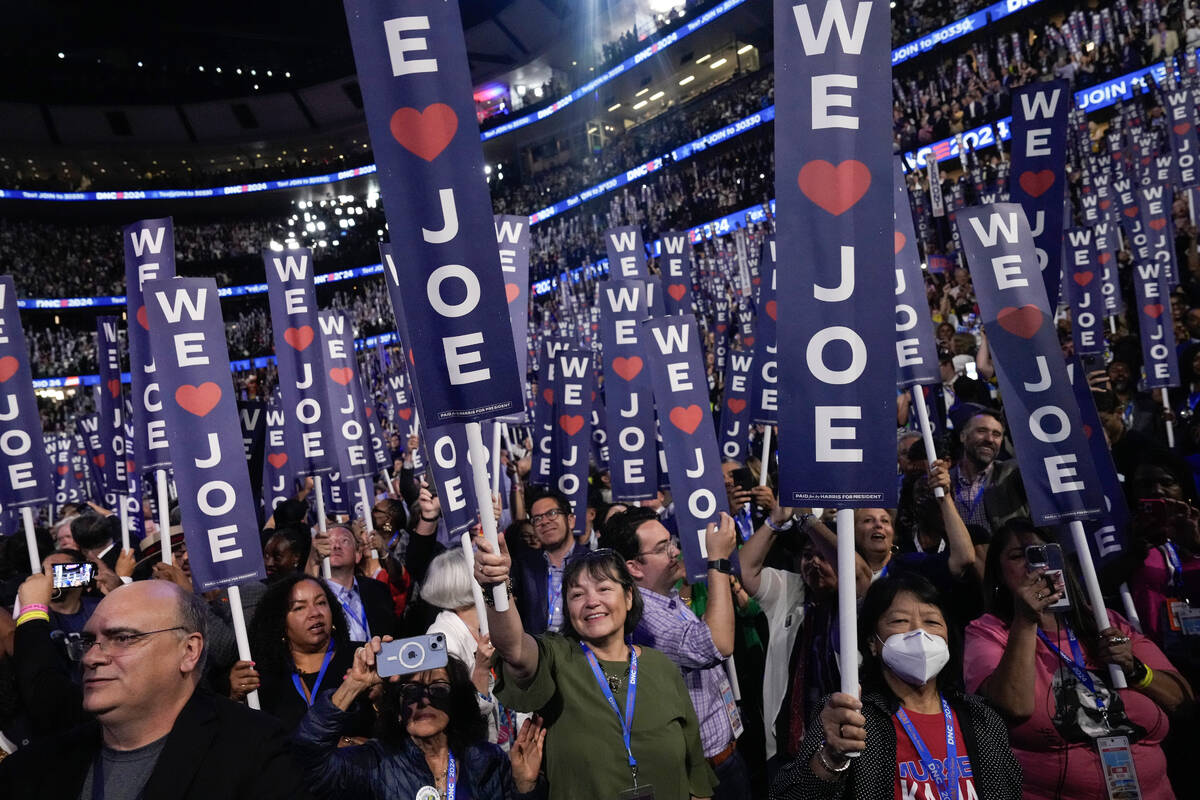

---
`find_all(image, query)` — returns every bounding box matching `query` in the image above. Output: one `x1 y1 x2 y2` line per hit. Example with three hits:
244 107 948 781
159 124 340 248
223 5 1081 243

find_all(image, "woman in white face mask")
770 573 1023 800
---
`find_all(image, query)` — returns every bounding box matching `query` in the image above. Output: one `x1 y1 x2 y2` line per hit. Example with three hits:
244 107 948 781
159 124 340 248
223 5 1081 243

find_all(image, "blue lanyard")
954 478 986 515
446 751 457 800
894 695 960 800
336 581 370 637
547 570 563 626
1037 624 1103 711
291 642 335 707
580 642 639 781
1162 542 1189 600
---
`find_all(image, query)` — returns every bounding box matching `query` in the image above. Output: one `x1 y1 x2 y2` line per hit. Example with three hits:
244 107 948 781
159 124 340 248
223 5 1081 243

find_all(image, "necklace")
598 663 628 692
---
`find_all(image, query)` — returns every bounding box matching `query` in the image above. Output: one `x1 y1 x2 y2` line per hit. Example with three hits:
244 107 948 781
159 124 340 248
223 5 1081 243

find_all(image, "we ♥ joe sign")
144 277 266 590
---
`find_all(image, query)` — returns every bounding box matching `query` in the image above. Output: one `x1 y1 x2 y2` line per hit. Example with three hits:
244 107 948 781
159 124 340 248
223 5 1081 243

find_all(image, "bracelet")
707 559 734 574
482 578 514 607
15 610 50 627
766 516 794 532
817 742 851 773
1134 664 1154 689
18 603 48 615
420 514 440 522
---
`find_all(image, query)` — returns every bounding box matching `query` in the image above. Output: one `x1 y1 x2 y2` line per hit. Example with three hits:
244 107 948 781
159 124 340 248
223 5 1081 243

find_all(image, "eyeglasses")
399 681 452 705
637 536 679 559
66 626 188 662
530 508 565 525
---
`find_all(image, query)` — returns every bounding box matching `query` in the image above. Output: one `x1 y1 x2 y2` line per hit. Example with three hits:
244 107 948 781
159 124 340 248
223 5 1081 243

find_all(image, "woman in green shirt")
475 536 716 800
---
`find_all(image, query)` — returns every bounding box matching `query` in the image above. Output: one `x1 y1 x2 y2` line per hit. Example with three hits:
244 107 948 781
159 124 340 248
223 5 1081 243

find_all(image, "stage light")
678 75 694 86
696 54 711 63
650 91 664 101
636 87 649 97
737 44 753 54
57 52 64 59
633 100 648 109
608 103 622 111
709 58 727 68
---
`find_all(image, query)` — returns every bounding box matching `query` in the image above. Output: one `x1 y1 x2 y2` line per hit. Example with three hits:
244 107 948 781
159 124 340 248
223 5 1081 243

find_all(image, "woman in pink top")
963 520 1192 800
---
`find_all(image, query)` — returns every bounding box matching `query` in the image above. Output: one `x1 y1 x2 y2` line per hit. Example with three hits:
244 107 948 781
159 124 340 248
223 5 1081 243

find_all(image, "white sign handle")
461 533 490 636
1067 520 1126 688
227 584 260 710
758 426 772 487
466 421 508 611
156 469 173 565
22 506 39 574
314 475 331 579
911 387 945 498
836 509 860 700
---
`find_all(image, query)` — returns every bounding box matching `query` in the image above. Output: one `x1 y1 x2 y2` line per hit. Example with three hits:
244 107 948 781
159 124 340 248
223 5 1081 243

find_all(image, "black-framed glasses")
67 626 188 662
399 681 452 705
530 508 565 525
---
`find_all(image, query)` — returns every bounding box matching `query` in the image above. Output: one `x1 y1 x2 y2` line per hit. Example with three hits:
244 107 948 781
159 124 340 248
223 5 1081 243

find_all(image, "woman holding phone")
963 519 1191 799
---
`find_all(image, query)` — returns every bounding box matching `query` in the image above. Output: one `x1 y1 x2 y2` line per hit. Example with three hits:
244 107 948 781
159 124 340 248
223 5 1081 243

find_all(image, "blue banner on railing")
891 0 1044 66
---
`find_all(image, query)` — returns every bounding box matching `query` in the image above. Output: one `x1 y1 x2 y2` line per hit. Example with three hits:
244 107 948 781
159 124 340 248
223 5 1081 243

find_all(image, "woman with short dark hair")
475 538 715 799
294 644 546 799
771 573 1023 800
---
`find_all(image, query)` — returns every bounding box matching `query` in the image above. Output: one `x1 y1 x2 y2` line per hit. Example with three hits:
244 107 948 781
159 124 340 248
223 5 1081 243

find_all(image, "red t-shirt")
892 707 977 800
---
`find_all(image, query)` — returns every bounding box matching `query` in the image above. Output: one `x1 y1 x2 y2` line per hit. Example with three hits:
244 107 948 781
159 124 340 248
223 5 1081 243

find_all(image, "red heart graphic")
1018 170 1056 198
329 367 354 385
505 283 520 303
1073 271 1094 287
1123 207 1138 218
284 325 314 351
398 408 413 421
1098 252 1112 264
765 300 777 321
1175 122 1193 135
669 404 704 435
716 324 727 334
364 406 373 417
668 283 686 301
612 356 643 381
57 464 69 475
389 104 458 162
1149 218 1167 231
0 356 18 382
175 382 222 417
543 388 554 405
751 277 761 286
1083 424 1093 439
1144 303 1165 319
995 305 1042 339
894 231 907 255
1100 199 1111 210
136 305 149 331
742 336 755 347
1112 152 1122 161
558 414 585 436
94 454 106 469
267 452 288 469
1141 156 1150 166
107 379 120 399
727 398 747 414
408 348 415 365
125 459 135 475
797 159 871 216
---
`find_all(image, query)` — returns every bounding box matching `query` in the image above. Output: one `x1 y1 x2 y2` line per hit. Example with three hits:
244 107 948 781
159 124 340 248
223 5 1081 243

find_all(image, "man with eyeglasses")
508 489 591 634
1 580 310 799
599 505 749 799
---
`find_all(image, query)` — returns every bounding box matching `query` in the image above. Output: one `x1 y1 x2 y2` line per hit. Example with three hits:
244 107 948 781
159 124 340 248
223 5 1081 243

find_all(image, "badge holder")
1096 736 1142 800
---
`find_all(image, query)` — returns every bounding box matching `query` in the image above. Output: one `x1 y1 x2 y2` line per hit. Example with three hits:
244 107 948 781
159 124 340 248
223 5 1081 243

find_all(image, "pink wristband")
18 603 48 615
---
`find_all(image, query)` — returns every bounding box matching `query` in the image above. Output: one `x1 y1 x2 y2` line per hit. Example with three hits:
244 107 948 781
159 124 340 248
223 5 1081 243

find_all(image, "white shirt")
751 567 807 760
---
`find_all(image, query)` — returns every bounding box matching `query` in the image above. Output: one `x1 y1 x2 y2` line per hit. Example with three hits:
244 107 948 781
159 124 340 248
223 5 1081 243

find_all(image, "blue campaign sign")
551 349 594 538
599 280 658 502
1093 221 1125 316
642 315 732 581
893 157 939 388
1132 260 1180 389
604 226 650 280
1009 80 1069 308
718 347 754 463
124 218 176 472
496 215 532 418
143 277 266 590
0 276 54 509
957 204 1105 524
1063 228 1106 355
424 422 481 538
658 232 695 316
318 311 375 481
95 316 127 496
263 249 336 477
347 0 523 425
751 235 778 424
774 0 896 506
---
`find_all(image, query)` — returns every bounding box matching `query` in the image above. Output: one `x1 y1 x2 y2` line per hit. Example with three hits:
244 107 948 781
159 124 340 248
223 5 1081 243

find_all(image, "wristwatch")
482 578 513 607
707 559 733 574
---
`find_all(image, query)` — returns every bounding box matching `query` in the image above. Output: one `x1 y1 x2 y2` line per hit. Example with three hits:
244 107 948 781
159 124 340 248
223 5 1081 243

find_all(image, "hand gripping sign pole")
1068 520 1126 688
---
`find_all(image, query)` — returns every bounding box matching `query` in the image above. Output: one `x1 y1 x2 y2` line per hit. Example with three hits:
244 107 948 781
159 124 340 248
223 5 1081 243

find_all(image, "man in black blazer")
321 524 398 641
0 580 310 799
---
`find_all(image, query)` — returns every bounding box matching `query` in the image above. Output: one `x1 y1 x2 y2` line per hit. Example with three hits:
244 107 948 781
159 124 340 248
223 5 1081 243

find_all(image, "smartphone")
377 633 448 679
730 467 757 493
52 562 95 589
1025 544 1072 611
